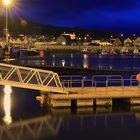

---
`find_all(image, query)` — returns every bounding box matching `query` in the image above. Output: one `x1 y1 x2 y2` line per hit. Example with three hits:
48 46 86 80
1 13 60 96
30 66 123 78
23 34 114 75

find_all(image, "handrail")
61 75 138 88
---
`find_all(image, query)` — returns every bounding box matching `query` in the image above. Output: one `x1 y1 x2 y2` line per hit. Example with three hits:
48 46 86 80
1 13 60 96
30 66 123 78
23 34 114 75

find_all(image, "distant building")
100 41 112 46
57 34 77 45
91 40 101 44
110 38 123 46
61 33 76 40
134 37 140 47
9 37 28 45
124 38 133 47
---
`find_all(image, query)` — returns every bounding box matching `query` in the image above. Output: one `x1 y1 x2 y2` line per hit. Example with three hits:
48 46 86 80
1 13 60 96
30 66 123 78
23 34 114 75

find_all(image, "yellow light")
3 0 11 5
83 54 88 68
3 85 12 125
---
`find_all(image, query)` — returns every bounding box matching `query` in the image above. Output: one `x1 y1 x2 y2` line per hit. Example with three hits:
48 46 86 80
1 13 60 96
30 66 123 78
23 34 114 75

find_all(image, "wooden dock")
45 86 140 108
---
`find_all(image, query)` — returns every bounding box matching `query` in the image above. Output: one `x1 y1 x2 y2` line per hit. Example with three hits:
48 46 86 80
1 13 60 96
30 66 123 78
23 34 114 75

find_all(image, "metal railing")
61 75 138 88
0 63 66 93
60 75 140 94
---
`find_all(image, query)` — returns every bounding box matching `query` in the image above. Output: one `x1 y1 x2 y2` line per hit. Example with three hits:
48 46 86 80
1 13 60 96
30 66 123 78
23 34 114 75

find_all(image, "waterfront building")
9 36 28 47
124 37 133 47
134 37 140 47
111 38 123 46
99 41 112 46
91 39 101 45
57 34 77 45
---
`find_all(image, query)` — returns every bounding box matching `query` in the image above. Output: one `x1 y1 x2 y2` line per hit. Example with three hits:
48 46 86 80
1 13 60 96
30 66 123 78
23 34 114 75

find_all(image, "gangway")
0 63 66 94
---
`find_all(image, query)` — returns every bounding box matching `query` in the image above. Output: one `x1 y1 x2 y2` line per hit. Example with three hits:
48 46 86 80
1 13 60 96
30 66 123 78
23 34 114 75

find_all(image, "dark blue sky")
3 0 140 34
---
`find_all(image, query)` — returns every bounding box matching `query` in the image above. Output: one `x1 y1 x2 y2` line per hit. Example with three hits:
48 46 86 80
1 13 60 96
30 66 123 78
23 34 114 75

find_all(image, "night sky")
2 0 140 34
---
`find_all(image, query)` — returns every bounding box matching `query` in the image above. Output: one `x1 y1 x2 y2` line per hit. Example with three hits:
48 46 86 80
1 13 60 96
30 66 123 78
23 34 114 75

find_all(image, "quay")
43 75 140 108
0 62 140 108
48 86 140 108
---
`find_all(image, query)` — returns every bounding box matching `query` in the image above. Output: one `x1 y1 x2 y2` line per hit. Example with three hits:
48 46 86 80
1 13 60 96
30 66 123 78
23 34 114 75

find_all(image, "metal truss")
0 115 62 140
0 63 66 93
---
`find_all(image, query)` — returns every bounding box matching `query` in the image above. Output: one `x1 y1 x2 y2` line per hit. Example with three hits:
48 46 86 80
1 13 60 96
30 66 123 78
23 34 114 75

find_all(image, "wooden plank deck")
50 86 140 99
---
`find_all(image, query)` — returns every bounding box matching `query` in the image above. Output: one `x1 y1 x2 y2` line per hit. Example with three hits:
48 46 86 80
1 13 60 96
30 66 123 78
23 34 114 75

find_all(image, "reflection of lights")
3 85 12 125
62 60 65 67
70 62 73 67
71 53 73 58
83 54 88 68
84 54 87 59
52 61 55 66
41 60 45 66
53 55 55 58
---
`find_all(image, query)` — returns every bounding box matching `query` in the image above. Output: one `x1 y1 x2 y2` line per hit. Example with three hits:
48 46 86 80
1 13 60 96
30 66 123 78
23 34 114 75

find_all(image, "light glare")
3 0 11 5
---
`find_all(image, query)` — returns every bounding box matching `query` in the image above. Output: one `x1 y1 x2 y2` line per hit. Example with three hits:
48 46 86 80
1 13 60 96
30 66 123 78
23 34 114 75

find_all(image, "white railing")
0 63 66 93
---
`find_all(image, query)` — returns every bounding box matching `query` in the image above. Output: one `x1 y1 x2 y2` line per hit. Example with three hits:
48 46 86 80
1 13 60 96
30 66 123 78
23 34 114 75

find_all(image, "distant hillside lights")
1 32 140 49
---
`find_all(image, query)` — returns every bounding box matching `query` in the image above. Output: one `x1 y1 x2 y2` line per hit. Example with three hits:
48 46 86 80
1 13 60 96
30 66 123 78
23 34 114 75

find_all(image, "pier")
44 75 140 107
0 63 140 108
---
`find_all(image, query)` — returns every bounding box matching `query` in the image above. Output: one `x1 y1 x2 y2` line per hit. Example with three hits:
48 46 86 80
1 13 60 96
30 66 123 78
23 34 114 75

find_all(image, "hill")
0 16 114 38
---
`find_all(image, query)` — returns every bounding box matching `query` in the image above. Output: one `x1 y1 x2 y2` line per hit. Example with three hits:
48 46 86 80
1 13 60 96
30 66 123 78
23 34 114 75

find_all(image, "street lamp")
3 0 11 44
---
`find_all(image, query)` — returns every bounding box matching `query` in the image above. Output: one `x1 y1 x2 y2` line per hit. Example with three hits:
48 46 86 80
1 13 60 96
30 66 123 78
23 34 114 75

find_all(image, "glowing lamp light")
3 0 11 5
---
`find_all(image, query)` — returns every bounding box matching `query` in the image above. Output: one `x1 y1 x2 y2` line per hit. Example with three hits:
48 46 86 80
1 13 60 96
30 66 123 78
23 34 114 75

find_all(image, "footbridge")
0 63 66 93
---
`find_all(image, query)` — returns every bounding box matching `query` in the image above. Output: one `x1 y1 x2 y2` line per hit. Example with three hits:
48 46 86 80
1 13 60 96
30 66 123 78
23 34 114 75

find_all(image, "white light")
3 0 11 5
62 42 66 45
3 85 12 125
62 60 65 67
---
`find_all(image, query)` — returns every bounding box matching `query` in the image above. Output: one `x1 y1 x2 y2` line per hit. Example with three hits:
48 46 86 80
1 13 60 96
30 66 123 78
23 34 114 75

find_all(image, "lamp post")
3 0 10 44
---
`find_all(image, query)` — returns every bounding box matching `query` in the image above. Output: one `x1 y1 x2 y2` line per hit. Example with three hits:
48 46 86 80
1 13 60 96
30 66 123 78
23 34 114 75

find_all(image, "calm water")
1 54 140 140
12 53 140 70
1 86 140 140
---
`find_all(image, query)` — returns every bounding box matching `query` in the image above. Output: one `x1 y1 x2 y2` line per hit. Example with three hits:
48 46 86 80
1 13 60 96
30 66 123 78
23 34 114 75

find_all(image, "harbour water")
1 86 140 140
1 53 140 140
11 53 140 71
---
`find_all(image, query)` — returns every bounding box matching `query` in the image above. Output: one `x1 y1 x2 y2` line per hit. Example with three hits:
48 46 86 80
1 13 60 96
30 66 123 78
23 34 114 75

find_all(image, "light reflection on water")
11 54 140 70
0 85 140 140
83 54 88 68
1 105 140 140
3 85 12 125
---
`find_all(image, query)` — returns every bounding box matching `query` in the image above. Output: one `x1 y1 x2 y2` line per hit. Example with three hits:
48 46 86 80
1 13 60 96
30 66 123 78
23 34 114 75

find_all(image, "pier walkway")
48 75 140 107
